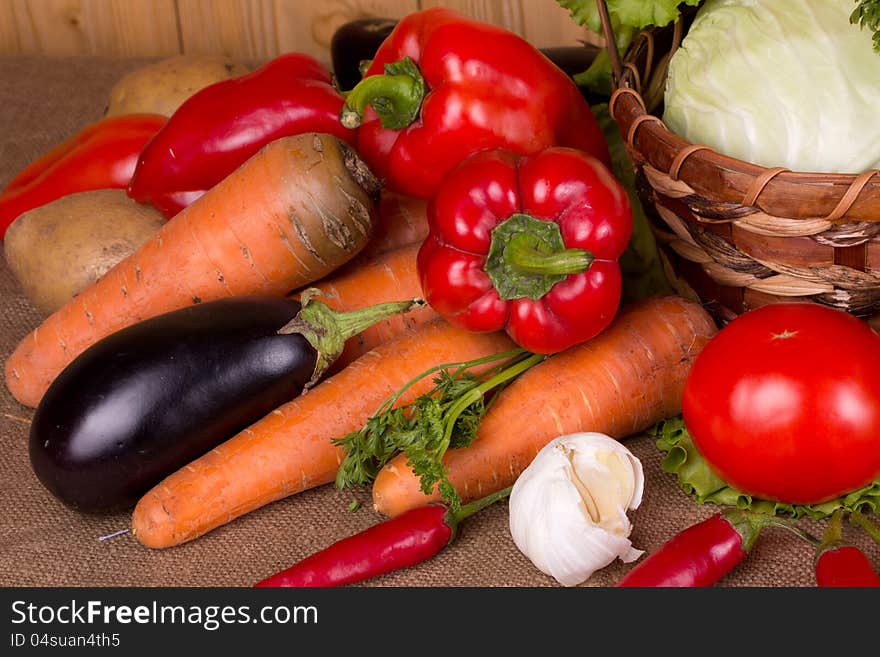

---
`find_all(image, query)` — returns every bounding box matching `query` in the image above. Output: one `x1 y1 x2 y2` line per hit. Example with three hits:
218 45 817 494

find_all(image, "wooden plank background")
0 0 595 65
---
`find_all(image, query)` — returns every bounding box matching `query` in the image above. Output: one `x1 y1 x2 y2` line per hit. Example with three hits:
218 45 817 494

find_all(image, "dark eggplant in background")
29 293 422 513
331 17 605 103
331 17 398 91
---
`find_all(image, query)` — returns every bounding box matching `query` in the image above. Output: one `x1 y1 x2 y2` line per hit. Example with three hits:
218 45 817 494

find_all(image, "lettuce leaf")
557 0 700 33
653 416 880 519
557 0 700 94
593 103 672 303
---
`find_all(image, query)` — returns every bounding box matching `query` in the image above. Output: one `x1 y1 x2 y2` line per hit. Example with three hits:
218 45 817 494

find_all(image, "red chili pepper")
339 7 611 199
254 486 511 587
814 509 880 587
617 510 769 587
127 52 356 218
0 113 166 238
417 147 631 355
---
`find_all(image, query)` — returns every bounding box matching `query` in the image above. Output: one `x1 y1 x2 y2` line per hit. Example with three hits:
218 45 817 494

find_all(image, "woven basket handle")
596 0 624 87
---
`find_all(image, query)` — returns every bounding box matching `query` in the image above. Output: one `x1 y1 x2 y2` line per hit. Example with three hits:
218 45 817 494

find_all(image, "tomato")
681 303 880 505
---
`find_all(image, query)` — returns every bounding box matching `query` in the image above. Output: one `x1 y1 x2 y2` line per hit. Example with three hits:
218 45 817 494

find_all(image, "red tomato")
682 303 880 505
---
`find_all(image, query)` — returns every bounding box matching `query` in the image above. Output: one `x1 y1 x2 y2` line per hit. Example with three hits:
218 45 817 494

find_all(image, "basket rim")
602 9 880 223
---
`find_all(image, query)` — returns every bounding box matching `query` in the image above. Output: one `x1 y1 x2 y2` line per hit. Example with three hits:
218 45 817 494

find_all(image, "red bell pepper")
340 7 611 199
417 147 631 355
0 113 166 238
127 52 357 218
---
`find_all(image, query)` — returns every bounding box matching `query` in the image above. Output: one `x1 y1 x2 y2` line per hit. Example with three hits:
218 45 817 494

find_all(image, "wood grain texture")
0 0 179 56
422 0 588 47
176 0 417 64
0 0 588 60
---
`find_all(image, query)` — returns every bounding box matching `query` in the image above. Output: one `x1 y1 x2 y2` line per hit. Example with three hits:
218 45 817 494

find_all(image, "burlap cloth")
0 56 875 588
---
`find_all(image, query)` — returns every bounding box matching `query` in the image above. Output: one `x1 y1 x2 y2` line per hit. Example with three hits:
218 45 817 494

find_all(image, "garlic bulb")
509 432 644 586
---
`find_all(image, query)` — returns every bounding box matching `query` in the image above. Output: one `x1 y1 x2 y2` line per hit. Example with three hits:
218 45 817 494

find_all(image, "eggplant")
29 293 422 513
330 17 605 102
331 17 398 91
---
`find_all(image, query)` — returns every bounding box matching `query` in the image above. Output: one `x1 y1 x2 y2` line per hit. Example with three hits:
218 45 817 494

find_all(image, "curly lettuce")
653 416 880 519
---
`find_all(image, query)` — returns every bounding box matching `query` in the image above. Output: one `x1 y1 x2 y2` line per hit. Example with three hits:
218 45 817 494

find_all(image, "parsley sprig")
333 348 545 510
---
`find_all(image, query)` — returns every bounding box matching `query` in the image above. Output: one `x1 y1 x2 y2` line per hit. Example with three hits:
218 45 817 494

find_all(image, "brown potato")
105 55 250 117
4 190 165 315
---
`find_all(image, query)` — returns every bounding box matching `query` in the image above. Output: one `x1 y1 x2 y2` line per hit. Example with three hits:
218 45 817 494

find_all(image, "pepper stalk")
340 56 426 130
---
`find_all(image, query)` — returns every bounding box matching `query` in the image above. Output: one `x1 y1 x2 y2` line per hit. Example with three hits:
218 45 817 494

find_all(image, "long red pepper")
254 486 511 587
128 52 356 218
617 510 769 587
814 509 880 587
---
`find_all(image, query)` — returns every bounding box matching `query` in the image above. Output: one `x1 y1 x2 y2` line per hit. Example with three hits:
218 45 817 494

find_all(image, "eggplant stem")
279 289 426 386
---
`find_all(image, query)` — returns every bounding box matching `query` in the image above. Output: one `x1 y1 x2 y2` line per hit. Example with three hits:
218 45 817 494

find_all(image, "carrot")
5 133 381 408
130 319 515 549
371 295 718 517
296 243 438 372
359 191 428 261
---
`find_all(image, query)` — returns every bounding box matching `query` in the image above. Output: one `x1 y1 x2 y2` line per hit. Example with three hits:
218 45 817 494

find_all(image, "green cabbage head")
663 0 880 174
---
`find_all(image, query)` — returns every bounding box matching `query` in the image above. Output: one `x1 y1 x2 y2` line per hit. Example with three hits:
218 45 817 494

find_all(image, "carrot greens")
333 348 544 509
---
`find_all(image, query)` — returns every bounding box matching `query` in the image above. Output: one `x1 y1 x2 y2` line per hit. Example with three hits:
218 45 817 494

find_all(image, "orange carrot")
359 191 428 261
371 295 718 517
131 319 515 549
297 243 438 372
5 133 381 408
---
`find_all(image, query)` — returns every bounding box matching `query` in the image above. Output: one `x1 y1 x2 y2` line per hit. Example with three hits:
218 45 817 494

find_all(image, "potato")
105 55 250 117
4 190 165 315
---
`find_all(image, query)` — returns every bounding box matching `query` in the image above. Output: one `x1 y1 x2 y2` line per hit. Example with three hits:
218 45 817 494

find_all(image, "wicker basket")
596 1 880 324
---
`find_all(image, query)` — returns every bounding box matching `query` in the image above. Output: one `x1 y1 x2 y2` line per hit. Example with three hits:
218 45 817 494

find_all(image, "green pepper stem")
764 517 819 547
505 231 594 277
823 508 845 545
279 288 426 387
447 485 513 530
485 213 594 301
339 56 426 130
851 509 880 545
724 508 819 551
